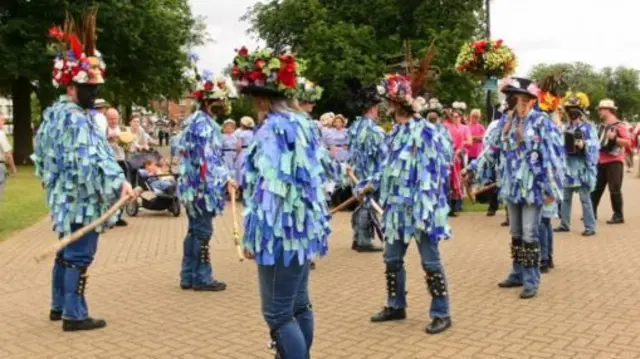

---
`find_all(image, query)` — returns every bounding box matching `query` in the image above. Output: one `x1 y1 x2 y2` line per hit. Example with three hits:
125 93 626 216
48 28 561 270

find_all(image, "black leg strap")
76 268 89 295
385 270 401 298
294 303 312 317
511 237 523 264
199 241 210 264
521 242 540 268
425 270 448 297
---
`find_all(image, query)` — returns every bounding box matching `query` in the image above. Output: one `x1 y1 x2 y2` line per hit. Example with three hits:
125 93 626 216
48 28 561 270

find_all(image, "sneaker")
553 227 570 233
606 216 624 225
370 307 406 322
49 310 62 321
581 230 596 237
498 279 523 288
62 317 107 332
115 219 128 227
519 288 537 299
500 221 509 227
355 244 383 253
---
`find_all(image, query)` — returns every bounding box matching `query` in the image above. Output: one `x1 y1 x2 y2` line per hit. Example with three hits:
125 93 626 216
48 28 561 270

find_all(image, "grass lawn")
0 166 48 241
461 198 491 212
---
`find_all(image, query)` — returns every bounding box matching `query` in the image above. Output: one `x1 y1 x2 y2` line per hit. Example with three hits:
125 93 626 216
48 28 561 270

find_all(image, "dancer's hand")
121 181 138 201
243 248 256 260
226 179 238 192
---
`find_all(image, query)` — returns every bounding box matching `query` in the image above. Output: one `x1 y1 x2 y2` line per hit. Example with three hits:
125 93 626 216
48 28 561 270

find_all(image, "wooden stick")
34 187 143 263
346 172 384 216
471 182 498 201
228 186 245 261
330 195 360 215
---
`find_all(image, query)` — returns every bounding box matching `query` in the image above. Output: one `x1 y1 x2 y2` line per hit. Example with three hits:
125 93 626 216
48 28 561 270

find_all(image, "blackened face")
568 108 582 120
76 84 99 109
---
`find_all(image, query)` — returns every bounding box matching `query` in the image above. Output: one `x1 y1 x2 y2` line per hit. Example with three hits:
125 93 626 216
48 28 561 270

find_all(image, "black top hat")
240 85 286 99
501 77 539 98
346 78 382 113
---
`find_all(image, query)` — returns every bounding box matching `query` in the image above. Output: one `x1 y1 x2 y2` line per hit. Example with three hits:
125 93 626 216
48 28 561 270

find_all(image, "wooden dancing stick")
34 187 143 263
470 182 498 201
330 184 375 215
228 186 245 262
346 171 384 216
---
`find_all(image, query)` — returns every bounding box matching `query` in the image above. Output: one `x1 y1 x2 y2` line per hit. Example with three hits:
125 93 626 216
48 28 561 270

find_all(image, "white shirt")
0 130 12 160
94 112 108 138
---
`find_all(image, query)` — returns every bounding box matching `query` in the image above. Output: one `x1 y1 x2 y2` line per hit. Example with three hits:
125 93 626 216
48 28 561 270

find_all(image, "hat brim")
597 105 617 110
383 96 414 113
240 85 286 99
501 86 537 98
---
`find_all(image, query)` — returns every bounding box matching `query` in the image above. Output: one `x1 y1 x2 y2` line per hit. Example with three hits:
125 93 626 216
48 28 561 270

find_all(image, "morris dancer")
347 82 386 253
177 70 236 292
361 75 453 334
231 48 347 358
554 92 599 237
466 77 564 299
33 11 136 331
423 98 453 163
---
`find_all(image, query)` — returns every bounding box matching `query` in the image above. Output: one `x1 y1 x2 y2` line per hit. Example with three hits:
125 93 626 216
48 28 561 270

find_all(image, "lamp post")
485 0 493 122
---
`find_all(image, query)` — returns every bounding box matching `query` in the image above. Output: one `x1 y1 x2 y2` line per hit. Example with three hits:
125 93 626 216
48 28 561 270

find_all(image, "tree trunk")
11 76 33 165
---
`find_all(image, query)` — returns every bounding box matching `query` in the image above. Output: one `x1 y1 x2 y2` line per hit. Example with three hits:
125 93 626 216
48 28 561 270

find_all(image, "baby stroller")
124 150 181 217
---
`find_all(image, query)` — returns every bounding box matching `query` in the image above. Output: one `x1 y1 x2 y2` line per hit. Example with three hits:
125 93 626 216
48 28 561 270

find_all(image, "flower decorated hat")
379 74 416 112
231 47 299 98
295 77 324 104
424 98 444 116
48 9 106 88
500 77 540 99
562 91 590 113
187 53 237 102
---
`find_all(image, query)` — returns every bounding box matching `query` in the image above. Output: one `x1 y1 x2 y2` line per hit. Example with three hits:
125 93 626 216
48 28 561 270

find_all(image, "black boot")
62 318 107 332
548 256 555 269
498 238 524 287
540 260 549 274
425 317 452 334
519 242 540 299
49 310 62 321
370 307 406 322
355 244 383 253
193 280 227 292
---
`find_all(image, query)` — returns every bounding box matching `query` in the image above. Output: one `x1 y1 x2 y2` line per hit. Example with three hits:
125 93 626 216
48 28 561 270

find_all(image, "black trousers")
591 161 624 218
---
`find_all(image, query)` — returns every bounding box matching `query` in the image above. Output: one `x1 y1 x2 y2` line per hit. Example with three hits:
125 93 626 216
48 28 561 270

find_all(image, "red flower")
237 46 249 57
254 59 267 69
48 26 65 41
279 54 295 64
495 39 503 48
68 34 83 59
204 81 213 91
249 70 264 82
231 66 241 78
277 62 297 88
217 81 225 89
190 90 203 99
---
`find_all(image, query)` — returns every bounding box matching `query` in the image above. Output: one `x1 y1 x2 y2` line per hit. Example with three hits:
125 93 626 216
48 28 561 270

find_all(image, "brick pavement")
2 174 640 358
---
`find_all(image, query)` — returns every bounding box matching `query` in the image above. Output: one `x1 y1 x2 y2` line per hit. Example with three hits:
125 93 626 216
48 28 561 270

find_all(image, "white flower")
52 79 60 88
54 59 64 70
73 71 89 83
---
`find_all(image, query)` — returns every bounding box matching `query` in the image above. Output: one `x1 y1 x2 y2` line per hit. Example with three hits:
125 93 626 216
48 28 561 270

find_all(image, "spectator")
105 108 128 227
93 99 109 137
128 116 150 151
140 160 175 193
0 114 17 202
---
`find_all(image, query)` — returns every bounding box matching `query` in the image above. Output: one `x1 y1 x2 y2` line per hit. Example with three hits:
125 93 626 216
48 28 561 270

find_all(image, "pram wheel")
169 198 181 217
125 200 139 217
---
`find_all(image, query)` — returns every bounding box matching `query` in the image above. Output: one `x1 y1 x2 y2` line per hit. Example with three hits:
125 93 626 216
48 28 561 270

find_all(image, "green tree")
0 0 204 163
602 66 640 120
243 0 485 118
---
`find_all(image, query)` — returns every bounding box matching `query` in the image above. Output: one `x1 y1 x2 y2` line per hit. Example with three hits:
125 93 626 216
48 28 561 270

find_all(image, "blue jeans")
539 217 553 262
258 257 313 359
560 187 597 232
181 211 215 287
505 203 542 291
384 233 450 319
51 224 99 320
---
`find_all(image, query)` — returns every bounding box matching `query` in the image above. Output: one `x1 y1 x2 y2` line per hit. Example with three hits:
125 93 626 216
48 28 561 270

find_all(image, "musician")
554 92 599 237
358 75 453 335
232 48 347 358
591 99 630 224
32 12 136 331
177 72 236 292
465 77 564 299
347 83 386 252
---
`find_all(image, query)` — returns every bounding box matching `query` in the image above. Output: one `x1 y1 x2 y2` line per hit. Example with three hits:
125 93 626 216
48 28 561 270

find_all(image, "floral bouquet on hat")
455 39 516 79
378 74 415 112
295 77 324 103
231 47 299 98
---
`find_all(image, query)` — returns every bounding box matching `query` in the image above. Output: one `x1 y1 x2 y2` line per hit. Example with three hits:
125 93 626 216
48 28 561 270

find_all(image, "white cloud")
190 0 640 76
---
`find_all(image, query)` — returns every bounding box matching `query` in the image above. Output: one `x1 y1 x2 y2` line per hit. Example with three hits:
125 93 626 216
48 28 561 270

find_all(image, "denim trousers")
506 202 542 291
258 256 313 359
384 233 450 319
181 210 215 287
51 224 99 320
351 199 376 246
539 217 553 262
560 186 597 232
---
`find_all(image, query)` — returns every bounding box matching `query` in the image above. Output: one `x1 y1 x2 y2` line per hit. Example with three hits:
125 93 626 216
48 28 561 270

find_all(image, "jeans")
384 233 450 319
51 224 99 320
258 257 312 359
539 217 553 262
560 187 597 232
181 210 215 287
505 202 542 291
591 162 624 218
150 179 175 192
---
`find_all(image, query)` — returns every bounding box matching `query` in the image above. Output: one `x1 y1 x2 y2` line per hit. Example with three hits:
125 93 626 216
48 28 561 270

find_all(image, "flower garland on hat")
295 77 324 103
48 10 106 88
231 47 299 97
379 74 415 112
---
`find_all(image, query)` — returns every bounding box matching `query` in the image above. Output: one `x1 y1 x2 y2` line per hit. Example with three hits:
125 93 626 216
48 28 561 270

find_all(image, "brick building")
151 97 195 126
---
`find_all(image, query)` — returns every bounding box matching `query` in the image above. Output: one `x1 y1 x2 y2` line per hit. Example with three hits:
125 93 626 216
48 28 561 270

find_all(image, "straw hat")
118 131 137 144
597 99 617 110
94 99 108 109
223 118 236 127
240 116 255 128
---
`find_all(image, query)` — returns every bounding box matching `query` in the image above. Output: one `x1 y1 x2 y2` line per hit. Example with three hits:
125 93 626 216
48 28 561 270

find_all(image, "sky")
189 0 640 77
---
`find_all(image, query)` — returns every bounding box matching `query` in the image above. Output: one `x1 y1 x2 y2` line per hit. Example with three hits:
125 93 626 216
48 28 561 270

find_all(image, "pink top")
466 122 486 158
444 120 469 151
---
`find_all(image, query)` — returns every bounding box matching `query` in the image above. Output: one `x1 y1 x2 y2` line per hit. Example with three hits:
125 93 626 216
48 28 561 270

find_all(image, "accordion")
598 123 621 155
564 129 584 156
